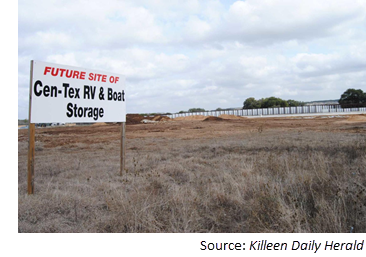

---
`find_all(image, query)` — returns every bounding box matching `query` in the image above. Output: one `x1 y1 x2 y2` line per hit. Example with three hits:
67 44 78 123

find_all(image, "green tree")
287 99 305 107
188 108 205 112
261 97 289 108
244 96 306 109
243 97 261 109
339 88 366 108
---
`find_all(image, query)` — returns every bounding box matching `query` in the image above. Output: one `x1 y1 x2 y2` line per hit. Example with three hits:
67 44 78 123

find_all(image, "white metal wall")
168 106 366 119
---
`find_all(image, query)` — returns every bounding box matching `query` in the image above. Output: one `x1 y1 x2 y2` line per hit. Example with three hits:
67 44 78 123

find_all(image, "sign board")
29 60 126 123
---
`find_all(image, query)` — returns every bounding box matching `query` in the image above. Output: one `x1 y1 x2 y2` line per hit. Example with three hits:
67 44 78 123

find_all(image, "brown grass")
18 117 366 233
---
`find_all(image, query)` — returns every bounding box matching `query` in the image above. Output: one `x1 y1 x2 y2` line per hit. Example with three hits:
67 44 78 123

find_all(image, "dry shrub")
18 128 366 232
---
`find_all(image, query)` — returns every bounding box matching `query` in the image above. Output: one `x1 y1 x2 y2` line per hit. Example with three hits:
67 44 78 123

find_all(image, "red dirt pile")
203 116 224 121
126 114 145 124
127 114 171 124
152 115 171 121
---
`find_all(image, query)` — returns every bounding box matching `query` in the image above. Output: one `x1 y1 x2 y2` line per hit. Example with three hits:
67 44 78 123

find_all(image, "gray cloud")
18 0 366 117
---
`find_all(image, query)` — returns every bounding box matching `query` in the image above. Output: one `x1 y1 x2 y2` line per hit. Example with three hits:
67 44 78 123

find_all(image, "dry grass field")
18 114 366 233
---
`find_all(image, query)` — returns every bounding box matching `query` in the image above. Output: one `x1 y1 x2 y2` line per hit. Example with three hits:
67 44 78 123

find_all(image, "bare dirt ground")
18 114 366 146
18 114 366 232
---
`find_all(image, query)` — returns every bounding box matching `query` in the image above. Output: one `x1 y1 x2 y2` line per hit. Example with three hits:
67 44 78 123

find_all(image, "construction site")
18 113 366 232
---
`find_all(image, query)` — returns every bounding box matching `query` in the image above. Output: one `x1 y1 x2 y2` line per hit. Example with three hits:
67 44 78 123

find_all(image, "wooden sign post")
28 61 35 194
120 122 126 176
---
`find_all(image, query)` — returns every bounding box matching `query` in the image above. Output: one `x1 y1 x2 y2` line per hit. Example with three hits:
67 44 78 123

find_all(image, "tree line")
243 88 366 109
178 88 365 113
243 97 305 109
339 88 366 108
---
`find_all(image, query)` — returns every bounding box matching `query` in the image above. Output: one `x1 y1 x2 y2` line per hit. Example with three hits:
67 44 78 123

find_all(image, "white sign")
29 60 126 123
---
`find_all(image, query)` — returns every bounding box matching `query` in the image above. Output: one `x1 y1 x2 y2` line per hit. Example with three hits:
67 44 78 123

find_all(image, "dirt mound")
174 115 207 121
337 114 366 124
347 114 366 122
152 115 171 121
126 114 144 124
337 114 366 123
127 114 171 124
203 116 223 121
219 114 247 120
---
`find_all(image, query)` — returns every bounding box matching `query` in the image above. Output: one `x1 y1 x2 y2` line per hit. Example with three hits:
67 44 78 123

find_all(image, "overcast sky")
18 0 366 118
